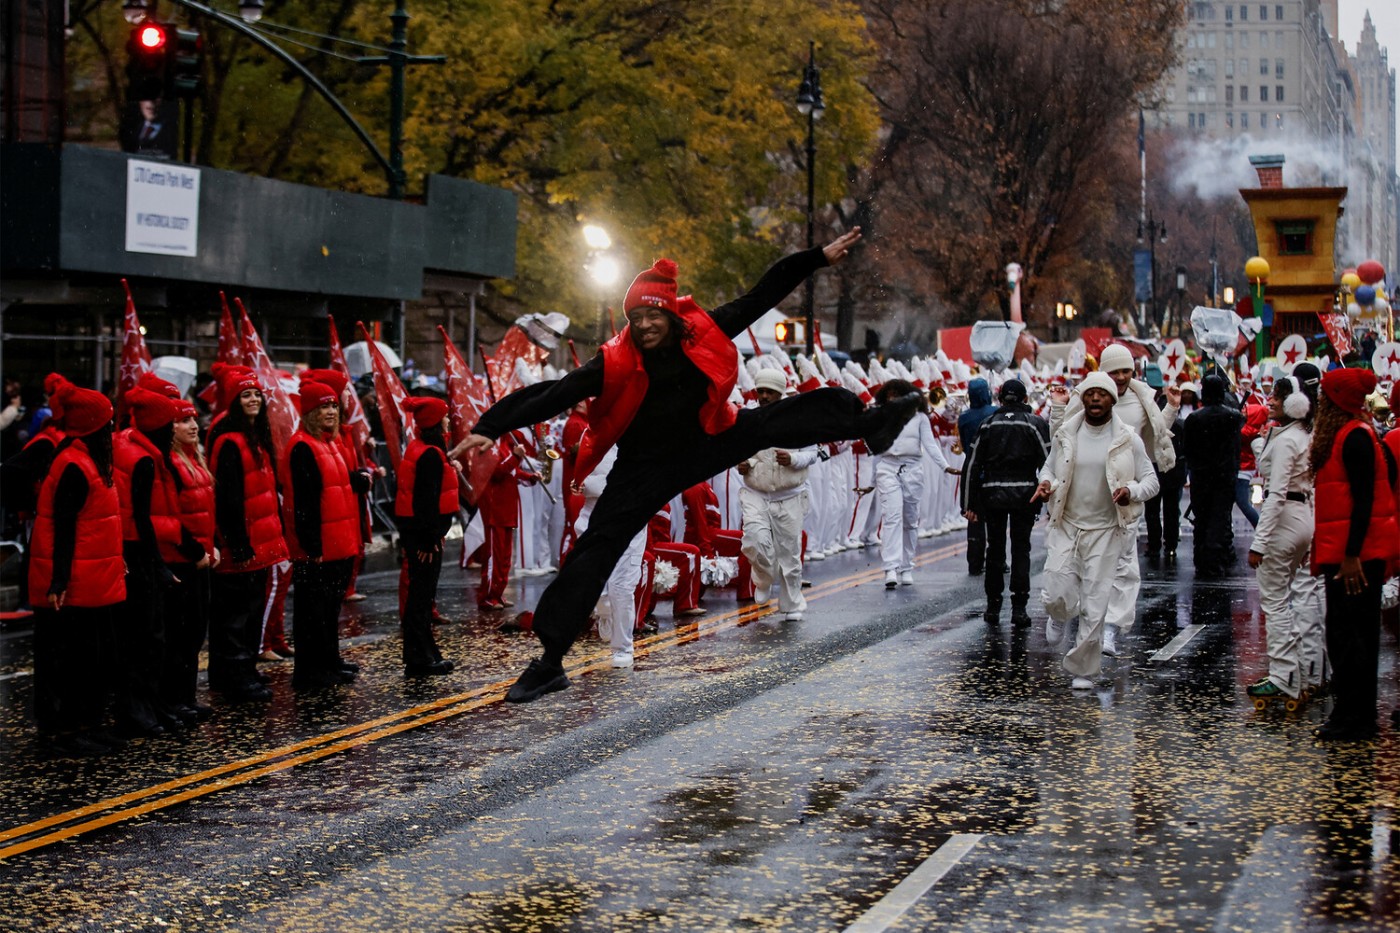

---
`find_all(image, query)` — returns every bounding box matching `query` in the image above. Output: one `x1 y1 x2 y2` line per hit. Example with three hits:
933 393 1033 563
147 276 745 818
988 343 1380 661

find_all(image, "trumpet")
928 385 948 407
540 447 561 483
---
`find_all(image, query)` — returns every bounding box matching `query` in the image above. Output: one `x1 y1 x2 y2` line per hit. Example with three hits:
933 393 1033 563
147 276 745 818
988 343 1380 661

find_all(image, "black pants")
208 566 271 692
1189 474 1234 576
115 543 171 731
983 509 1036 609
402 545 445 667
534 387 877 661
33 604 116 736
292 557 353 684
1144 477 1184 552
162 563 210 709
1322 559 1384 735
966 518 986 573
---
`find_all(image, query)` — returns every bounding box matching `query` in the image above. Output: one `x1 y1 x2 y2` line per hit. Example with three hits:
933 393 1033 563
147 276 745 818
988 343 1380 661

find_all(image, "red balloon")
1358 259 1386 284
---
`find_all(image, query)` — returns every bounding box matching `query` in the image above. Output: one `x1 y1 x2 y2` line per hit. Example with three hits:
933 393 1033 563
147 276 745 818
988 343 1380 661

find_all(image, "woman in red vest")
1311 368 1400 741
281 381 373 690
165 399 217 721
28 382 124 755
207 364 287 702
452 229 923 702
395 396 458 676
116 386 205 736
301 368 371 602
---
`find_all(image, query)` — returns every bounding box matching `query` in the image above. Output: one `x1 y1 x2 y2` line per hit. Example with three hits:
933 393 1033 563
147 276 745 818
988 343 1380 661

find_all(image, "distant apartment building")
1151 2 1397 274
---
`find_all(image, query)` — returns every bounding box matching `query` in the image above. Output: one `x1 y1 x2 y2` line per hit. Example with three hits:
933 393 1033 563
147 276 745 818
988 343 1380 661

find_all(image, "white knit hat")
753 369 788 394
1076 371 1118 401
1098 343 1134 373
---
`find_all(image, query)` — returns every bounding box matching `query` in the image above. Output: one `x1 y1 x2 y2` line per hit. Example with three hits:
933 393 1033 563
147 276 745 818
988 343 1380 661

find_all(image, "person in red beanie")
164 399 217 722
206 364 287 701
394 396 457 675
451 229 925 703
28 383 125 755
115 385 207 736
301 368 372 602
1310 367 1399 741
2 373 70 609
280 381 374 690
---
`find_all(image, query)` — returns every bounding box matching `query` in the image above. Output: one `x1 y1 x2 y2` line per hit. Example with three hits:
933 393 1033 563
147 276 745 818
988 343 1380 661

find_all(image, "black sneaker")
505 658 570 703
406 660 455 677
862 392 923 455
1010 607 1032 627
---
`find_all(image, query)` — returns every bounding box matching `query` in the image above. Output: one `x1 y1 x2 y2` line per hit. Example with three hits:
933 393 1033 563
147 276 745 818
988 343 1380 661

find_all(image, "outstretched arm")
711 229 862 338
450 358 603 460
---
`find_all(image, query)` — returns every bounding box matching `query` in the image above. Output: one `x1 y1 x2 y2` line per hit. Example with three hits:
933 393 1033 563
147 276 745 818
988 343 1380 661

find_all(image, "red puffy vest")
395 439 458 518
279 430 361 562
28 440 126 608
114 428 186 563
574 297 738 481
209 431 289 572
1312 420 1400 569
171 450 215 558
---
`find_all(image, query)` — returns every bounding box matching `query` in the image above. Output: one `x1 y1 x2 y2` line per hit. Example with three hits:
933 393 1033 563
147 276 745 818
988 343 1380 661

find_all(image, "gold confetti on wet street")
1 531 1397 931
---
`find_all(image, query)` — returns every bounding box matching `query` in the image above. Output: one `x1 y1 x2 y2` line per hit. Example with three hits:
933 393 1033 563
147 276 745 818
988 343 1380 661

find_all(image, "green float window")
1275 220 1314 255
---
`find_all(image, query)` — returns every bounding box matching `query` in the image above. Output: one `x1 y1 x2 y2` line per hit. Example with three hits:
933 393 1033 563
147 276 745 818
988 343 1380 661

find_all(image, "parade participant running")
451 229 923 703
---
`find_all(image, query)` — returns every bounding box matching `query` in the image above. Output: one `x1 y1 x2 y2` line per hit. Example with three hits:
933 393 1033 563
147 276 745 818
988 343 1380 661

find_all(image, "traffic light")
774 318 804 346
170 27 203 98
127 22 171 100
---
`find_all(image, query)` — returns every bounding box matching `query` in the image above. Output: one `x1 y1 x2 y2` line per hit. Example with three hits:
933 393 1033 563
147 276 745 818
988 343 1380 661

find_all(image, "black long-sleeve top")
128 458 204 572
213 441 255 563
289 441 371 559
1 436 56 515
397 447 455 549
1339 427 1397 558
47 463 88 596
473 248 829 460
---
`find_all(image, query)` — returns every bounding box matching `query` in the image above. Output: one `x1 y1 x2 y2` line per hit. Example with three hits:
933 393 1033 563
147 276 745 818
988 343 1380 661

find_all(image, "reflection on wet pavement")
1 527 1398 930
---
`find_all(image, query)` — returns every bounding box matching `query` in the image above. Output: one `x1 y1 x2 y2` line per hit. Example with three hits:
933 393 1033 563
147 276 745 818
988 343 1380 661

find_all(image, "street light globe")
1244 256 1270 282
239 0 266 25
122 0 149 24
582 225 611 251
1223 286 1235 306
590 255 621 288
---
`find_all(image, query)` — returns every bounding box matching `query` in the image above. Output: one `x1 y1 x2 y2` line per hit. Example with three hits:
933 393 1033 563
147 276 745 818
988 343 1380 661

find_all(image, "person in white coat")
1050 343 1179 657
1246 366 1325 703
1035 372 1159 690
575 445 647 669
874 379 955 588
737 369 818 621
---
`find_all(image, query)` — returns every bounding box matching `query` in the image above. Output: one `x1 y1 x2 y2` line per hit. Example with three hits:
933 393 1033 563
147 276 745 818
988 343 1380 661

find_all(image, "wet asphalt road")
1 521 1398 932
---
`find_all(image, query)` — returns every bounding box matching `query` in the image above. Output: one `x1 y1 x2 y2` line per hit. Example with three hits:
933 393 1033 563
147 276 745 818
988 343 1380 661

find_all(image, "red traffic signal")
127 22 173 100
137 24 167 50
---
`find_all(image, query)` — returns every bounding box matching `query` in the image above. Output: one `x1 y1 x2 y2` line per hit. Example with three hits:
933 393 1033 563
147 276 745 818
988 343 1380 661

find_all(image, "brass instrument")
928 385 948 406
540 447 561 483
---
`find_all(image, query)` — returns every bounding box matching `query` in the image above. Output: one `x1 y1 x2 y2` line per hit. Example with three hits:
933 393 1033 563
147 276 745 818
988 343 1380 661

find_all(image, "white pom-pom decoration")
651 559 680 595
700 556 738 587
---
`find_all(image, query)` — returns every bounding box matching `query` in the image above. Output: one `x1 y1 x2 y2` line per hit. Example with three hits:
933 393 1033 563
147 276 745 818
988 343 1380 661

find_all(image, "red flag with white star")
117 279 154 419
1318 312 1354 359
236 299 298 454
439 325 497 506
357 322 415 468
198 292 243 416
328 317 371 466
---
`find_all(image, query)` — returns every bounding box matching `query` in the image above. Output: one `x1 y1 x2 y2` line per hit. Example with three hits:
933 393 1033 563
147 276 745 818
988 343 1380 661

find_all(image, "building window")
1260 58 1269 75
1261 31 1270 48
1276 85 1284 101
1276 58 1284 78
1207 32 1216 47
1199 112 1208 128
1226 84 1235 102
1276 30 1284 46
1240 5 1247 21
1259 4 1267 21
1226 59 1235 78
1189 112 1197 129
1226 32 1234 49
1240 32 1250 48
1275 4 1282 20
1241 85 1249 101
1275 219 1314 255
1227 112 1234 127
1226 5 1233 21
1242 112 1249 128
1260 85 1268 101
1275 112 1283 128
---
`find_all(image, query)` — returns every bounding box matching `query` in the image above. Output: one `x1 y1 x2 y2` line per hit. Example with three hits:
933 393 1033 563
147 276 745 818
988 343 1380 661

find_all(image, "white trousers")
741 488 809 613
876 457 924 573
1104 518 1142 633
1042 523 1129 677
1253 501 1326 695
579 502 647 656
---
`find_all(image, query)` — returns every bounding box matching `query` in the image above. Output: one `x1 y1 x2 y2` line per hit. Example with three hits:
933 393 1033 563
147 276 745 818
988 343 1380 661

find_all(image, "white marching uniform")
1250 421 1326 695
740 445 819 613
578 448 647 662
1039 411 1159 677
875 415 950 574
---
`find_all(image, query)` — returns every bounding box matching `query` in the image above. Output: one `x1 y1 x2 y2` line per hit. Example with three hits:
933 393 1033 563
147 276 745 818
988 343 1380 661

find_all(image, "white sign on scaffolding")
124 159 200 257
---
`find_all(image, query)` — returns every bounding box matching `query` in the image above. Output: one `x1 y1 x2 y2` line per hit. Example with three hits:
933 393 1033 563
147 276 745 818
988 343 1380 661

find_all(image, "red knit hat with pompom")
1321 368 1377 417
138 372 181 399
624 258 678 314
301 368 349 397
53 383 113 438
126 386 179 432
402 395 448 428
212 363 261 409
298 381 337 415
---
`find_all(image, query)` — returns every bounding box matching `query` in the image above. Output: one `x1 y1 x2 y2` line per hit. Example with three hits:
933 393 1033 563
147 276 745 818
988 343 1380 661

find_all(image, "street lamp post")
1172 266 1186 337
795 41 824 357
1138 212 1167 336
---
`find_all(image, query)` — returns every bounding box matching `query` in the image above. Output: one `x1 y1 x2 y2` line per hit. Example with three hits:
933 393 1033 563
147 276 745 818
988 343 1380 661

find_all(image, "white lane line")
842 833 983 933
1150 624 1205 663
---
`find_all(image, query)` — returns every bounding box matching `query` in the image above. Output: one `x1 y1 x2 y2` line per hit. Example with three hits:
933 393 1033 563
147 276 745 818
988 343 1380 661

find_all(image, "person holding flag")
394 396 458 676
451 229 925 703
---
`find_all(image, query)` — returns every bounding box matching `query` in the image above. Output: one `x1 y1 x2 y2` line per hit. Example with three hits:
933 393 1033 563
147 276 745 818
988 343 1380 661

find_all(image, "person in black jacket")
1144 396 1188 564
960 379 1049 625
957 378 998 575
1181 374 1244 578
394 397 457 677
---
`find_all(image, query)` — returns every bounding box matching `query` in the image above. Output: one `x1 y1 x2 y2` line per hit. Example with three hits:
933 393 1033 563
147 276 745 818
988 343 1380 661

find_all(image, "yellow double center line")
0 541 964 859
